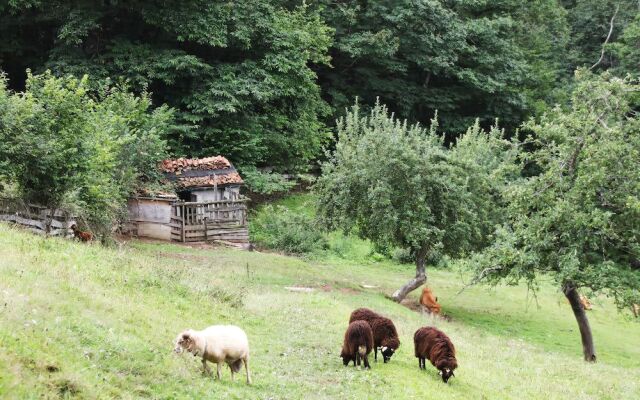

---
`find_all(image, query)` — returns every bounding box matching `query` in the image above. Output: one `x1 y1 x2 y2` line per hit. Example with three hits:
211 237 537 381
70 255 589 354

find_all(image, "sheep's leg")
243 358 252 385
356 352 360 367
216 362 222 380
230 365 235 382
363 354 370 370
374 347 378 362
202 359 212 375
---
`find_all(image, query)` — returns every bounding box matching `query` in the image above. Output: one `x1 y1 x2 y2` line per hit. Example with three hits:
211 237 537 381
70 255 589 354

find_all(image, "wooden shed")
126 156 249 246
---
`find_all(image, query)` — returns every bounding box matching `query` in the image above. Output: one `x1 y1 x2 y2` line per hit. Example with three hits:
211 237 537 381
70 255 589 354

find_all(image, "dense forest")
1 0 637 175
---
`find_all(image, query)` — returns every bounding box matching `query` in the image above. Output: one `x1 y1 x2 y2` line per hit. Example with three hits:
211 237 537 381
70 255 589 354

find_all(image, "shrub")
250 205 327 254
0 71 173 236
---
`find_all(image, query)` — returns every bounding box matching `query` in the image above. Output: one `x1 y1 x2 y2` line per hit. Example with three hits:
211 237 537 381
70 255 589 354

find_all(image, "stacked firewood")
160 156 231 173
177 172 244 188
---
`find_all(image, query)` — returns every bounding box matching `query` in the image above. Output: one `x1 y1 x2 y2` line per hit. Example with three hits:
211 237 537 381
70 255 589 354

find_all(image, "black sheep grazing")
414 326 458 383
371 317 401 363
341 320 374 369
349 308 401 363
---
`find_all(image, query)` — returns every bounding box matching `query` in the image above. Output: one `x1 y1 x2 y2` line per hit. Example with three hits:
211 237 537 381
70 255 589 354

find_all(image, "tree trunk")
563 282 597 362
391 246 428 302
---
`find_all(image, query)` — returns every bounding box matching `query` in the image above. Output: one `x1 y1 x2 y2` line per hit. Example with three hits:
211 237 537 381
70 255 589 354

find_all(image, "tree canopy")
317 0 532 133
1 0 637 177
315 101 517 301
0 0 333 174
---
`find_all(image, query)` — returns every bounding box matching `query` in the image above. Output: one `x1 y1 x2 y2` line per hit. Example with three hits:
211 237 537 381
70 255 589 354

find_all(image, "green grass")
1 223 639 399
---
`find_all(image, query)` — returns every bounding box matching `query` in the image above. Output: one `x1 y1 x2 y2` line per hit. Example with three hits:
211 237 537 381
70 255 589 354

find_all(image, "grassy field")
1 222 639 399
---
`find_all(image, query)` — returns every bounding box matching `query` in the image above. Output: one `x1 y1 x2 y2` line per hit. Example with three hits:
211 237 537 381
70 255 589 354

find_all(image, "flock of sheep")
173 287 458 386
340 307 458 383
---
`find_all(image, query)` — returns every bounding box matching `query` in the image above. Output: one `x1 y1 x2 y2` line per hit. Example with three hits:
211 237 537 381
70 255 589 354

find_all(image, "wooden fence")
0 198 76 236
170 199 249 244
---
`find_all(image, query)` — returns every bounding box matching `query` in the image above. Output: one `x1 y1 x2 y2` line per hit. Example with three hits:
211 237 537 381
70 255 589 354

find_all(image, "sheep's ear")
381 346 388 352
181 332 190 340
451 371 455 377
438 370 443 375
435 297 438 302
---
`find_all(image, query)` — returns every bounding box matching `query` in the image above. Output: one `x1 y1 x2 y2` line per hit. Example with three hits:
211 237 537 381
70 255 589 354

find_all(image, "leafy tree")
511 0 571 115
471 71 640 361
315 0 567 134
0 0 333 177
315 101 517 301
0 71 172 233
611 14 640 77
562 0 638 71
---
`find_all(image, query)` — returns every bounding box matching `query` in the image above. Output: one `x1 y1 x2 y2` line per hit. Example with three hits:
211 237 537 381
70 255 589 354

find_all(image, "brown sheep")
340 320 374 369
349 307 382 324
414 326 457 383
419 287 441 314
70 224 92 242
349 308 400 363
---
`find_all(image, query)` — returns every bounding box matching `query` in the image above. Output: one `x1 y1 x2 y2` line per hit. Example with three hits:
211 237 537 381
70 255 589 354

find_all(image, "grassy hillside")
0 223 639 399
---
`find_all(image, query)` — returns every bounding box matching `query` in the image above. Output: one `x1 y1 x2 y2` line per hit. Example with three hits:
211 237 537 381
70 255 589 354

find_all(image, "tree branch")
590 5 619 70
457 266 502 295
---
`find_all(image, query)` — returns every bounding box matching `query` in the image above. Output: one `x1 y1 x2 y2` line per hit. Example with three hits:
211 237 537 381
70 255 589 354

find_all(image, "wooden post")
181 204 186 243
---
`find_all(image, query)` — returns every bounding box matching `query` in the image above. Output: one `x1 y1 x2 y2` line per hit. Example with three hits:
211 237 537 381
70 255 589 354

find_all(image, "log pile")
176 172 244 188
160 156 231 173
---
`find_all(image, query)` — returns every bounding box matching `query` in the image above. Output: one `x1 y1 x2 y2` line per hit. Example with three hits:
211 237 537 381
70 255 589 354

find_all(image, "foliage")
250 205 327 254
315 101 517 283
472 71 640 309
611 14 640 78
511 1 571 115
315 0 570 133
1 0 639 173
0 0 333 174
563 0 638 71
240 167 297 195
0 71 172 232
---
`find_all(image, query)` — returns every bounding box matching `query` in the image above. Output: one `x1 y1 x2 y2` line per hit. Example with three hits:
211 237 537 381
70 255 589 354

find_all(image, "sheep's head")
438 368 456 383
436 359 457 383
380 338 399 363
340 350 353 366
380 346 395 363
174 330 195 354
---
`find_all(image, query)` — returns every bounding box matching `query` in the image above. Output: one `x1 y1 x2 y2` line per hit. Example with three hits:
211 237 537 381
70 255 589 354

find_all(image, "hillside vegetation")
1 223 638 399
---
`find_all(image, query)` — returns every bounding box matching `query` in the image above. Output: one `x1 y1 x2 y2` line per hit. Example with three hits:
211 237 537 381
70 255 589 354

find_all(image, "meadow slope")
0 223 639 399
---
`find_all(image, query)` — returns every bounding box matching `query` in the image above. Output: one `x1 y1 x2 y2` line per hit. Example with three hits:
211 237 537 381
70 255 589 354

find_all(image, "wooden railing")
0 198 76 235
170 199 249 243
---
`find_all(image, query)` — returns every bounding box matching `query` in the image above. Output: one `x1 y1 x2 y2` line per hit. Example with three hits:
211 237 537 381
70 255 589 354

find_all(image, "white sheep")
174 325 252 384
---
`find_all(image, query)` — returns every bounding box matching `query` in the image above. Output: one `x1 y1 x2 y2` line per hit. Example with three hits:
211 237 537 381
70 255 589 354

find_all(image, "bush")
391 248 413 265
250 205 327 254
0 71 173 235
